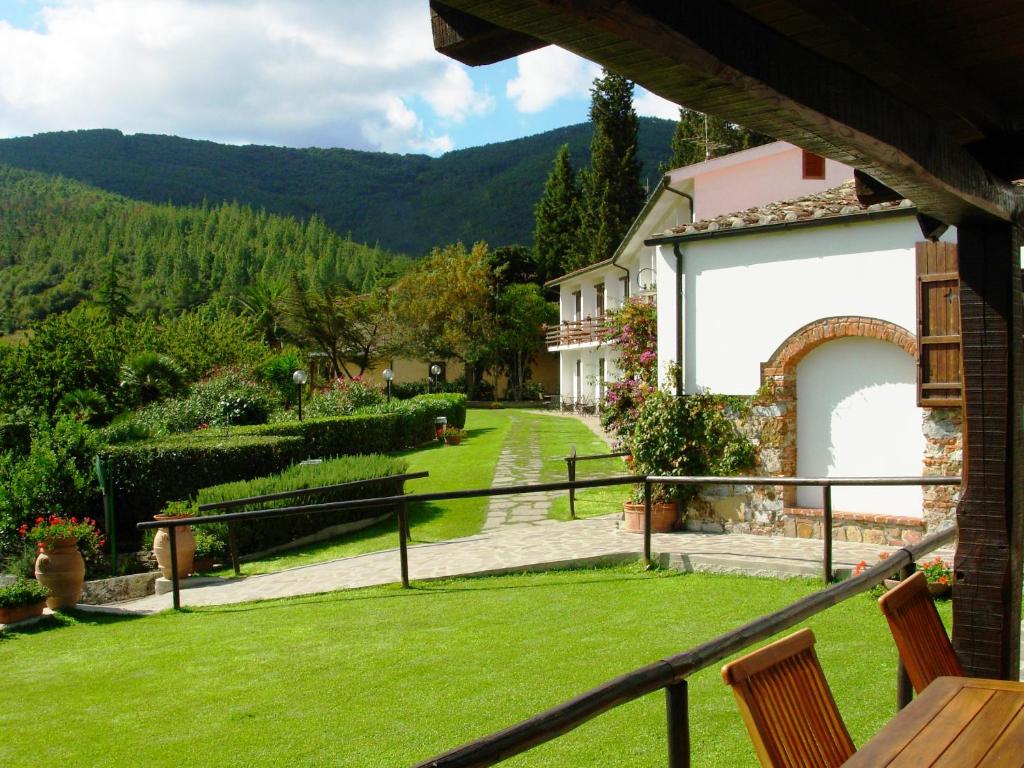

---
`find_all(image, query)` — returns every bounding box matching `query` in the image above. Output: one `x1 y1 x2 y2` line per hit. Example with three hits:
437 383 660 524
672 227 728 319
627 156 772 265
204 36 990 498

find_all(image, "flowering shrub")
305 376 385 417
20 514 104 554
600 299 657 444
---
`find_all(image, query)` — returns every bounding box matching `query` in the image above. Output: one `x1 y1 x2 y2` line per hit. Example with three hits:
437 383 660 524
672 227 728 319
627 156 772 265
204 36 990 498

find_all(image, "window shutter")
916 241 961 406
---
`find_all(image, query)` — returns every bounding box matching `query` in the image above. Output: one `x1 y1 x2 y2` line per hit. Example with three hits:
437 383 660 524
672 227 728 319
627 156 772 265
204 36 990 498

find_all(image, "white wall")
672 214 953 394
795 337 924 516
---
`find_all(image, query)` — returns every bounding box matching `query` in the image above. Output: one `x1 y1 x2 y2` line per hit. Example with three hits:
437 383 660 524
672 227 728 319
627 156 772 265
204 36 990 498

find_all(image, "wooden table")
843 676 1024 767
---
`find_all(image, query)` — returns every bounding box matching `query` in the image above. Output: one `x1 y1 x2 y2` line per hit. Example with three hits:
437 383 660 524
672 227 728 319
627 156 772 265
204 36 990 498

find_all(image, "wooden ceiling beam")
433 0 1023 225
430 2 546 66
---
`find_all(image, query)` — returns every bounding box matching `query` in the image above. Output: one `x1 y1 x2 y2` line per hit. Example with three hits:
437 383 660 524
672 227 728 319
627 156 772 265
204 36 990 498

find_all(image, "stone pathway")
484 412 569 529
94 516 950 615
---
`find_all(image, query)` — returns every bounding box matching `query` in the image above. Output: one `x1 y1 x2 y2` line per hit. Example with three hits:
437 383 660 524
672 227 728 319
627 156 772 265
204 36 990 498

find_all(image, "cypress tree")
532 144 580 283
577 69 645 267
96 252 130 322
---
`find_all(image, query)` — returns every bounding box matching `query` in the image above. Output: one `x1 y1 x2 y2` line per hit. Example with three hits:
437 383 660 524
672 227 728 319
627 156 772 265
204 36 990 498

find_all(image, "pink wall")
672 143 852 222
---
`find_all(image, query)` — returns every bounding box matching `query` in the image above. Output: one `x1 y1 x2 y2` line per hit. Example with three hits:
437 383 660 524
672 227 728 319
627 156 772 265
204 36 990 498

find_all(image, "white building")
545 142 850 410
547 143 962 541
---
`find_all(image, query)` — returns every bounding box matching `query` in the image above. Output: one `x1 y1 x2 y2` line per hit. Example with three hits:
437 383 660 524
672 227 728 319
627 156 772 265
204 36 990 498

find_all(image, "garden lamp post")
383 368 394 402
429 363 441 394
293 369 308 421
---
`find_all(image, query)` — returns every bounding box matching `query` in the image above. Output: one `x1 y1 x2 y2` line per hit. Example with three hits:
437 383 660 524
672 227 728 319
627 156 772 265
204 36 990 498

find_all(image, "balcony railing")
545 317 610 347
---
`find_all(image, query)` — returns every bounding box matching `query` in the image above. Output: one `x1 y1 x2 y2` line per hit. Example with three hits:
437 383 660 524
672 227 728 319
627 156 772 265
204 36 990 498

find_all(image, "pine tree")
578 69 646 267
96 252 130 322
662 108 774 171
532 144 580 283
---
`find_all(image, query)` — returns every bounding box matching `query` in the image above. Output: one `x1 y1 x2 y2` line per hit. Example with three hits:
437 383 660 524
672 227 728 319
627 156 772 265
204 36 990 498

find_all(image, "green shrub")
0 417 100 557
176 454 409 556
0 577 49 609
129 367 278 435
410 393 467 429
257 349 303 408
101 432 304 539
305 377 386 417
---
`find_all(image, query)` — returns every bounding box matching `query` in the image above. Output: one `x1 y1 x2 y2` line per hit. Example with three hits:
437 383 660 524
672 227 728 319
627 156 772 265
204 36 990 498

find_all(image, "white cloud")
0 0 494 153
506 47 599 113
635 88 680 120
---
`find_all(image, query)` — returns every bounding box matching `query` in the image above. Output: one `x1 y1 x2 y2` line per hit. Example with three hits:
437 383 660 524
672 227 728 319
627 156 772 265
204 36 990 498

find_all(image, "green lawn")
0 567 946 767
220 408 629 576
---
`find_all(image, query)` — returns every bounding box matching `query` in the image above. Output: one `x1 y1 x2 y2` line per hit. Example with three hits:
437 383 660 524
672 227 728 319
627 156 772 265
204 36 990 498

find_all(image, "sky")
0 0 681 155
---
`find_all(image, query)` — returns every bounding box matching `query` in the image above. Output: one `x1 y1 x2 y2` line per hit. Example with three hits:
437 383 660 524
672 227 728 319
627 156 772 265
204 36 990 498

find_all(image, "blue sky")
0 0 679 154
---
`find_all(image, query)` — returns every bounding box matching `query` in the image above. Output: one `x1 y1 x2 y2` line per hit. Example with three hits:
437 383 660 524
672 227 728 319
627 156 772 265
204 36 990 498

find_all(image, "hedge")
101 393 468 541
170 454 409 556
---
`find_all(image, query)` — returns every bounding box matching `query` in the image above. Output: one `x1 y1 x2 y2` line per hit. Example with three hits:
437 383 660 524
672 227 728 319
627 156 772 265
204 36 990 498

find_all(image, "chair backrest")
877 570 963 693
721 628 855 768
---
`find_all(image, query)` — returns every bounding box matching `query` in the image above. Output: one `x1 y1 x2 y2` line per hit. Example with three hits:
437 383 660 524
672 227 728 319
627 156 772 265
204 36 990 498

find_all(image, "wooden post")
666 680 690 768
398 502 410 588
227 522 241 577
168 521 180 611
954 220 1023 680
567 446 577 519
822 484 833 585
644 480 653 568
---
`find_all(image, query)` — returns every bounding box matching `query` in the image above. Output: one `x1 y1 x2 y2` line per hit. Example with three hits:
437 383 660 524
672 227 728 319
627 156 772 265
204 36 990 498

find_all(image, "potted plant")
20 515 104 609
0 578 49 624
192 528 226 573
443 426 466 445
152 502 197 579
624 389 756 534
881 555 954 597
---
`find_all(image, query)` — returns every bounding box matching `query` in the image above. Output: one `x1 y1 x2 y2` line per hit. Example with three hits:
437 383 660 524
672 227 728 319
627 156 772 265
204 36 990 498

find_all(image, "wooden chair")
721 628 855 768
878 570 963 694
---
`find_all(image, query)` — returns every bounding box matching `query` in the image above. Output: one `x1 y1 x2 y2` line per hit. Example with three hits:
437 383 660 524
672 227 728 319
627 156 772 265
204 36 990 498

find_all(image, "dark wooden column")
954 220 1024 679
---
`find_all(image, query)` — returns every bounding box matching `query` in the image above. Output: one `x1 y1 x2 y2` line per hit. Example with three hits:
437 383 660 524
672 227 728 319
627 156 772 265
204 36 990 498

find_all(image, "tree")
96 252 131 322
279 276 389 379
390 242 496 399
237 278 287 348
662 108 774 171
575 69 646 269
494 283 556 401
532 145 580 283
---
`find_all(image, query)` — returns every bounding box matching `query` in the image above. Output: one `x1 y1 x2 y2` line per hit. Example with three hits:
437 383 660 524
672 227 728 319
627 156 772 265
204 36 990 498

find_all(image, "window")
572 290 582 320
620 275 630 301
802 150 826 179
595 283 605 316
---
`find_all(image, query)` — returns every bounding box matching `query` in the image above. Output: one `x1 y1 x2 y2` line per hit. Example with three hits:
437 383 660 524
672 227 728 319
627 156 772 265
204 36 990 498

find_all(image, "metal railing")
411 523 956 768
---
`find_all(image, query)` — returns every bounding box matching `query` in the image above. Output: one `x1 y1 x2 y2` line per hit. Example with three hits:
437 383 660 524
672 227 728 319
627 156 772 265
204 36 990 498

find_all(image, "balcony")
545 317 610 348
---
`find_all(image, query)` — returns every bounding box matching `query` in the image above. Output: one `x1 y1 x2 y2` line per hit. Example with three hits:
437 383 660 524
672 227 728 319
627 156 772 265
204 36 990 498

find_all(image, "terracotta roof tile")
659 179 913 238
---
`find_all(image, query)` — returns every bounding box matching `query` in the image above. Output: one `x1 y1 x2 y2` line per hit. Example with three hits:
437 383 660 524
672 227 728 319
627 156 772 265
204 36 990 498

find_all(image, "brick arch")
761 316 917 385
752 316 918 514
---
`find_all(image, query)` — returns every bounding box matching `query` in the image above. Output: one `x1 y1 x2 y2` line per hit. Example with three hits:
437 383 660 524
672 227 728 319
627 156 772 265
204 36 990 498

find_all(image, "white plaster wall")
677 215 955 394
795 337 924 516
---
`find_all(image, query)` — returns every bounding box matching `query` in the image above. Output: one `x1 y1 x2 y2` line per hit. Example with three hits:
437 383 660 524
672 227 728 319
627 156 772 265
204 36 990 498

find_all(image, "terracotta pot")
0 600 46 625
34 537 85 609
884 578 951 597
444 434 462 445
193 554 215 573
152 516 196 579
622 502 678 533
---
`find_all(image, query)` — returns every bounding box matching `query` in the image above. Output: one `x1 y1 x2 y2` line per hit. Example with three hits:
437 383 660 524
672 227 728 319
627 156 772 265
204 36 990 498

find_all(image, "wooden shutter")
916 241 961 406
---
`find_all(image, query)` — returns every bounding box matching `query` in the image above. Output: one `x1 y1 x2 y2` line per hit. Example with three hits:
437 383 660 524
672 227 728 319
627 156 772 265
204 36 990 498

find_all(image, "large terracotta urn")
152 515 196 579
34 537 86 609
622 502 678 533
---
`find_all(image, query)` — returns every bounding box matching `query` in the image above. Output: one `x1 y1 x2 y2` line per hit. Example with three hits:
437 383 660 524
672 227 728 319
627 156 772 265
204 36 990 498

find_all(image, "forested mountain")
0 166 407 332
0 120 676 256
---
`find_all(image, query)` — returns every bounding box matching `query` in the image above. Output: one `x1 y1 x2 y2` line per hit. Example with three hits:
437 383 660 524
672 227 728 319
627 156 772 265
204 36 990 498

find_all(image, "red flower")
35 516 44 525
71 517 78 524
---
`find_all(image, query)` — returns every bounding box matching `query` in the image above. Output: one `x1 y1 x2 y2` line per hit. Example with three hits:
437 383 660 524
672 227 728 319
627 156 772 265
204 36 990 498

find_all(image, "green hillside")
0 166 407 331
0 120 676 256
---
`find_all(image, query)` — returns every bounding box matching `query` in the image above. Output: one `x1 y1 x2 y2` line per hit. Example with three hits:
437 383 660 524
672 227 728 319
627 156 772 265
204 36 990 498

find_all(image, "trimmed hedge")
171 455 409 556
0 421 30 456
101 432 304 538
101 393 469 541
